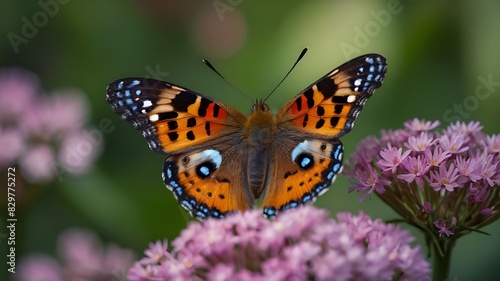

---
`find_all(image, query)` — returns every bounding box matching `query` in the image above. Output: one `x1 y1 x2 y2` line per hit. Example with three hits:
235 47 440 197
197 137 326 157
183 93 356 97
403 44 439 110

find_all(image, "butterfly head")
251 100 270 113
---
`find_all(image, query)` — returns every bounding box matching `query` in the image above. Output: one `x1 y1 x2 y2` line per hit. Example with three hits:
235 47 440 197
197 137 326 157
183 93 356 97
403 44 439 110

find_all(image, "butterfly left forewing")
106 78 246 154
262 54 387 217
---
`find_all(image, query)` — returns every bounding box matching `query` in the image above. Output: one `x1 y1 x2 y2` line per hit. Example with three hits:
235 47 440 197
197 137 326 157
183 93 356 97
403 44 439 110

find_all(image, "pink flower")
434 220 455 237
397 155 429 188
344 119 500 245
405 132 436 152
425 147 451 167
349 164 390 200
484 134 500 153
17 229 134 281
129 207 430 281
0 68 101 184
428 163 460 192
377 146 411 173
404 118 440 131
439 134 469 154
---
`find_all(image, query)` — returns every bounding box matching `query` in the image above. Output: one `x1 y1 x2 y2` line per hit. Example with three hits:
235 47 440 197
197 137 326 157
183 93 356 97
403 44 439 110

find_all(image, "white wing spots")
328 69 339 76
128 80 141 88
149 114 159 122
354 78 362 86
200 149 222 168
143 100 153 108
291 140 310 162
347 95 357 103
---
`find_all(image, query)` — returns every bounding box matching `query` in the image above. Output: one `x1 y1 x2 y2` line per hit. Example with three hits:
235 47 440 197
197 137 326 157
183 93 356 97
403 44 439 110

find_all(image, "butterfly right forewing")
277 54 387 138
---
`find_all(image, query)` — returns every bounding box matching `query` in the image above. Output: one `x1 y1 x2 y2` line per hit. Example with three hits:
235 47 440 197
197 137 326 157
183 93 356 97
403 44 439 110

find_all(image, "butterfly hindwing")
106 78 246 154
261 134 344 217
162 139 253 219
277 54 387 138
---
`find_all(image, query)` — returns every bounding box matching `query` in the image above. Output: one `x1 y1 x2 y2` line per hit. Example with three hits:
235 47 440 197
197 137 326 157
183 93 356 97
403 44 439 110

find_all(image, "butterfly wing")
106 78 246 154
277 54 387 138
261 54 387 217
162 139 254 219
106 78 252 219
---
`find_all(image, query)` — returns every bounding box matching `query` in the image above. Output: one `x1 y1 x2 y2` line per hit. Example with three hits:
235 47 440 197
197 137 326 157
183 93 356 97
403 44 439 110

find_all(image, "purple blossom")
0 127 24 167
404 118 440 131
425 147 451 167
455 156 482 183
345 119 500 276
128 207 430 281
427 163 460 192
0 68 101 183
17 229 134 281
397 155 429 188
484 134 500 153
377 145 411 173
0 68 38 121
438 134 469 154
434 220 455 237
446 120 483 136
422 202 431 213
348 164 390 200
405 132 435 152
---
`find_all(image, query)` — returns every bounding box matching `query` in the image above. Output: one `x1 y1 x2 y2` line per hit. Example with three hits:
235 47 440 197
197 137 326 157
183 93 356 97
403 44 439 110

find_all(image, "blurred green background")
2 0 500 280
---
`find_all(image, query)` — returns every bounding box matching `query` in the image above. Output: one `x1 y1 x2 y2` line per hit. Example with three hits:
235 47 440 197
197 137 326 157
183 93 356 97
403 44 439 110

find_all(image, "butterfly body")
107 54 387 219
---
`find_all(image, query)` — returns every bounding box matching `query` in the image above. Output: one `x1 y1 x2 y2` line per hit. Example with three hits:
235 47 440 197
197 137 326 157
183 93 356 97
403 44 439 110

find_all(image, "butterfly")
106 54 387 219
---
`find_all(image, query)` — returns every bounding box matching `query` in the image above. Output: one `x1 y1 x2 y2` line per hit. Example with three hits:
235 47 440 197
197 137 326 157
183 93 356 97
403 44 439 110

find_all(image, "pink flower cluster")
0 68 101 183
16 229 134 281
128 206 430 281
346 119 500 237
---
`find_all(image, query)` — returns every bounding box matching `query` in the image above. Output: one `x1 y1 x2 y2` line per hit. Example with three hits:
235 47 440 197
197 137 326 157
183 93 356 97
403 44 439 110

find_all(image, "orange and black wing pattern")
277 54 387 138
106 78 246 154
262 54 387 217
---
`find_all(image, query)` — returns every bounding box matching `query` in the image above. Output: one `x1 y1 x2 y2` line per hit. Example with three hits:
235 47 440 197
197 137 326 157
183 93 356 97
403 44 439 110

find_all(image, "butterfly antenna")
263 47 308 103
203 59 254 103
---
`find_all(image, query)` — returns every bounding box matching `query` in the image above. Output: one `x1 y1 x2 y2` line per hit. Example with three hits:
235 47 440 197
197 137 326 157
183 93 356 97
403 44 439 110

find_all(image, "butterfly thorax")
245 101 277 146
244 101 277 198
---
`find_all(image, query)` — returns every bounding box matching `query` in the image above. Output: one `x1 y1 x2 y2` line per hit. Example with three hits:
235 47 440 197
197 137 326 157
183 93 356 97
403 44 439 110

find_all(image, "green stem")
432 239 455 281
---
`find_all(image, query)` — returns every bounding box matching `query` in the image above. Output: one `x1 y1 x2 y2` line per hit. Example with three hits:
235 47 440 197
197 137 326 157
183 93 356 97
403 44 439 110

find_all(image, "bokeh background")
1 0 500 280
